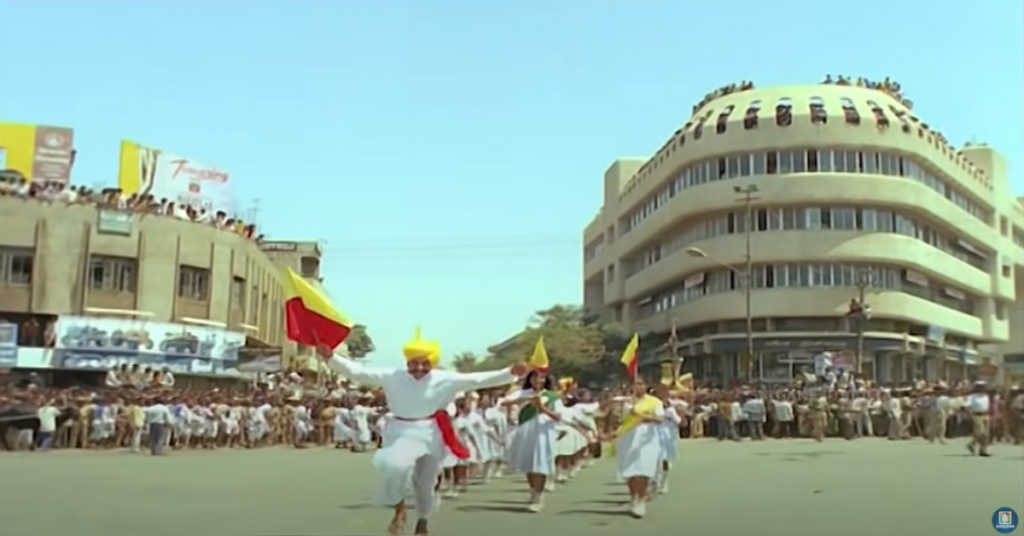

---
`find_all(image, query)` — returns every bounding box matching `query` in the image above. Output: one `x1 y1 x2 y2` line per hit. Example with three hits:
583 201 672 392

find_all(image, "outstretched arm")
448 367 518 392
318 347 391 387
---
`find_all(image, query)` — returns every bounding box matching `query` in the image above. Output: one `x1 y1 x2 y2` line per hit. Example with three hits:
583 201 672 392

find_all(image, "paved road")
0 438 1020 536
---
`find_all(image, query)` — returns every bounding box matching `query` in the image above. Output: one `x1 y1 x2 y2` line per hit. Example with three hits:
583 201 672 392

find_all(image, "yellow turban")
402 326 441 366
558 377 574 392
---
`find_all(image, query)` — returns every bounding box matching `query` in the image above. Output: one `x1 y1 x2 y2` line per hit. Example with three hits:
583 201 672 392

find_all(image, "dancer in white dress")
503 370 562 512
653 385 683 494
553 394 590 483
478 393 508 480
441 398 482 496
574 390 602 467
612 380 665 518
315 330 526 536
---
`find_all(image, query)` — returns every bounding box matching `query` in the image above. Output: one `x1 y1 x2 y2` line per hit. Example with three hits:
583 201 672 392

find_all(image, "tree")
450 351 479 372
474 304 634 386
345 324 376 358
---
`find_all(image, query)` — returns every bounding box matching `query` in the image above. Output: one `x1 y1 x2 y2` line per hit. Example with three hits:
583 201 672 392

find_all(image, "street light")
733 184 760 380
852 268 874 377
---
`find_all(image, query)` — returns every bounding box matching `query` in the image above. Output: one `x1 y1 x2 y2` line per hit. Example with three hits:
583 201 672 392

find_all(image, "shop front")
678 333 937 385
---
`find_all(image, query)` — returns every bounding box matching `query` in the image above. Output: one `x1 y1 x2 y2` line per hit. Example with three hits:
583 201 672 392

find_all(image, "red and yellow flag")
283 267 353 349
620 333 640 379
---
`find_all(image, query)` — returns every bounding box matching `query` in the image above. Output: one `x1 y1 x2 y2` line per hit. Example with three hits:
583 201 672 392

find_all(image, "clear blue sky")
2 1 1021 366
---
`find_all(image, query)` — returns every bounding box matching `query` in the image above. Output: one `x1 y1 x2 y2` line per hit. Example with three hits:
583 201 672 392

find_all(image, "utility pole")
248 198 262 226
668 317 680 380
853 267 873 376
734 184 760 381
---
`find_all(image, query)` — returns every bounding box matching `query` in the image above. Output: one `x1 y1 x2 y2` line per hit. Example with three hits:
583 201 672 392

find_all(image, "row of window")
624 206 989 278
2 251 286 344
692 96 902 137
88 258 269 322
622 149 993 234
0 250 33 285
3 251 265 319
635 263 980 320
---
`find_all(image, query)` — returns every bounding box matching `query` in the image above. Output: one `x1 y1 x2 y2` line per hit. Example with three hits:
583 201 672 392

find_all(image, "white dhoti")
374 419 446 519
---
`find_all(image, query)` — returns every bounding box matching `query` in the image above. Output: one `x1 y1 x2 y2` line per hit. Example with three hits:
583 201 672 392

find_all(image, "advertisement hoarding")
52 316 245 375
0 322 18 368
117 140 234 215
0 122 75 183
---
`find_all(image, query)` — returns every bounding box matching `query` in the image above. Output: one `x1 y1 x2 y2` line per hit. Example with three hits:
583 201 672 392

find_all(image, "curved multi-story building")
0 197 323 374
583 80 1024 385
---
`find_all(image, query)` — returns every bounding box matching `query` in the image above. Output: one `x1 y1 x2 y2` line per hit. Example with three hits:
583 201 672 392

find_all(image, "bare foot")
414 519 429 535
387 515 407 535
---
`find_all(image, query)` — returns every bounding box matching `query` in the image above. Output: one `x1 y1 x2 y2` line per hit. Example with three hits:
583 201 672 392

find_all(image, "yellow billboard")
117 140 234 213
0 122 76 183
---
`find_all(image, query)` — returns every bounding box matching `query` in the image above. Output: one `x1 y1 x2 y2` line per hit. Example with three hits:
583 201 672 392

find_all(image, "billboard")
0 322 18 368
51 315 245 375
117 140 234 214
0 122 75 183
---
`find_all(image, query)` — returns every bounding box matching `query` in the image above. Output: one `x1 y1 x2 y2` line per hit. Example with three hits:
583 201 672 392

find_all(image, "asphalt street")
0 438 1020 536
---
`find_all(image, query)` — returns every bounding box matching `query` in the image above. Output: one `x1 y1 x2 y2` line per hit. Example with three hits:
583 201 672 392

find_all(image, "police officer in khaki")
925 384 949 444
965 381 992 457
808 390 828 442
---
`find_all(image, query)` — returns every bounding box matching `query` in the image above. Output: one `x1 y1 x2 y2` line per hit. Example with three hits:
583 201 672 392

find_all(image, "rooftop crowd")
690 75 911 117
0 171 262 241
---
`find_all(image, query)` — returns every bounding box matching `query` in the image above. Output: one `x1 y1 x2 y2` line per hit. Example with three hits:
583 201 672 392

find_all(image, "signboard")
0 122 75 183
96 210 134 235
52 316 245 374
117 140 233 215
238 353 282 373
0 322 18 368
260 242 298 252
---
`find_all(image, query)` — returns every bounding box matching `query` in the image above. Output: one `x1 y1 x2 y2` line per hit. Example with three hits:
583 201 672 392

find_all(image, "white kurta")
615 403 665 479
326 356 516 517
504 389 560 476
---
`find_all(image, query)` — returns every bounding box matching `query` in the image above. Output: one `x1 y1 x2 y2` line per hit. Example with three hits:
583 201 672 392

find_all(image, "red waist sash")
394 411 470 459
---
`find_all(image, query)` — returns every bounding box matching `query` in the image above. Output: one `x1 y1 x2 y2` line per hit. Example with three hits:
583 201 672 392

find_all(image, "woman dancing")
612 380 665 518
503 369 562 512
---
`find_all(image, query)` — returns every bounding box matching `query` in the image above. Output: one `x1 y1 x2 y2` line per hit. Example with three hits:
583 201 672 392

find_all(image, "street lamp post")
686 184 760 382
853 268 873 377
735 185 760 380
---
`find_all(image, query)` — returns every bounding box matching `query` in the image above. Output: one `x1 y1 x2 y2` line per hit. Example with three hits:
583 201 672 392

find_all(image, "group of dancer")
315 328 686 536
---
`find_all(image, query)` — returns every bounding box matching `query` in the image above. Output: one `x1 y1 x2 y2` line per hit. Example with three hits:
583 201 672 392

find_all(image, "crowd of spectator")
821 75 912 109
692 80 756 115
0 171 262 242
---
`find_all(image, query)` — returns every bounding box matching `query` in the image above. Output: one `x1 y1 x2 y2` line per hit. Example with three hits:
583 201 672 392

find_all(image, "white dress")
334 407 356 443
575 402 600 443
615 402 665 479
481 406 508 462
466 410 495 462
555 406 589 457
658 404 682 461
504 389 560 476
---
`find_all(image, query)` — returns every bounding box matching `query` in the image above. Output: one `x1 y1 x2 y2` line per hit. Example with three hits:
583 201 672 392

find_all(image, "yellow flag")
620 333 640 377
528 336 550 369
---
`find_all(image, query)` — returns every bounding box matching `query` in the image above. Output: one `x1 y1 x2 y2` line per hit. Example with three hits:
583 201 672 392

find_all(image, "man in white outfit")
316 328 526 536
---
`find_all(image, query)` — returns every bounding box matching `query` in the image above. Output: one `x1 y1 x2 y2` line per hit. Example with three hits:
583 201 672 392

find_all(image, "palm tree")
450 351 479 372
